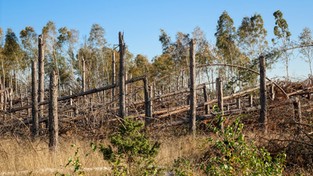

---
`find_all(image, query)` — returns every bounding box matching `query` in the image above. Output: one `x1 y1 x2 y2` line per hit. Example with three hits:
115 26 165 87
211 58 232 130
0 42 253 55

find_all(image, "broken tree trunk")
189 39 196 136
216 77 224 131
38 34 45 125
82 57 86 92
118 32 126 118
293 97 302 135
49 70 59 151
203 84 209 115
112 50 116 102
32 60 39 137
259 55 267 133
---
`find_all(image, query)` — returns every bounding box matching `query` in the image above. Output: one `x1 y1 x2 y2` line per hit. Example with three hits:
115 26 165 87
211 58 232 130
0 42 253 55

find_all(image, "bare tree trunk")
0 77 3 111
236 98 241 109
149 85 153 118
203 85 209 115
49 70 58 151
259 55 267 133
70 90 73 117
270 83 275 100
111 50 116 102
82 57 86 92
32 60 39 137
38 35 45 125
118 32 126 118
189 39 196 136
293 97 302 135
216 77 224 131
248 94 254 107
144 77 151 122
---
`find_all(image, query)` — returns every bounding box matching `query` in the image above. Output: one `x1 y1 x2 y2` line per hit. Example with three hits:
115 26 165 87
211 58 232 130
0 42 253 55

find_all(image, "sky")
1 0 313 79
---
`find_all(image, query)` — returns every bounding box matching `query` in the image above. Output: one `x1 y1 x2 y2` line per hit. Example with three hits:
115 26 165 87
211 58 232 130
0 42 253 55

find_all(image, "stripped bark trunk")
32 60 39 137
259 55 267 133
118 32 126 118
216 77 224 131
38 35 45 125
111 50 115 102
203 85 209 115
49 71 58 151
189 39 196 136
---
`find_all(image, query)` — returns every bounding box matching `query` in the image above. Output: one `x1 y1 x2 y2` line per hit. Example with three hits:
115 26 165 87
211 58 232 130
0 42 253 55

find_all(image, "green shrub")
171 157 194 176
93 118 161 176
55 144 85 176
202 118 286 176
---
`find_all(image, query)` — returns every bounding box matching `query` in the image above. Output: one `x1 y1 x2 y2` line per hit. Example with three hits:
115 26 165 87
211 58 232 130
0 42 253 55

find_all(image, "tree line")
0 10 313 95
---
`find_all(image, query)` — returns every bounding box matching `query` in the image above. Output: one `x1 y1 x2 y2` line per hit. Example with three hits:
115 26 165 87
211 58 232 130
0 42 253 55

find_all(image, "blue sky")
1 0 313 79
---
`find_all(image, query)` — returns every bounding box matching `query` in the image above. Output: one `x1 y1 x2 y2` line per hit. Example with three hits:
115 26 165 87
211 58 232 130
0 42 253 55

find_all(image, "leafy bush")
55 144 85 176
93 118 161 176
201 118 286 176
171 157 194 176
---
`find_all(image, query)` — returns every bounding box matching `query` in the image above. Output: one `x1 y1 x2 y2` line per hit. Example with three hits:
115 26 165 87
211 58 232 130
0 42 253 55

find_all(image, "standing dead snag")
293 97 302 134
189 39 196 136
203 84 209 115
112 50 116 103
143 77 152 125
118 32 126 118
259 55 267 133
38 34 45 127
49 71 58 151
216 77 224 131
82 57 86 92
31 60 39 137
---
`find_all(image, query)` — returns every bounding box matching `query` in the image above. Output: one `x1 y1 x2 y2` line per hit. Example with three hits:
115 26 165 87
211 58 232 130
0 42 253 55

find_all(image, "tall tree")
20 26 38 68
237 14 268 86
192 26 212 65
173 32 190 68
88 24 106 49
215 11 242 90
299 27 313 76
273 10 292 79
42 21 57 71
215 11 238 64
82 24 110 88
159 29 172 54
42 21 78 90
2 29 23 87
129 54 151 77
0 28 3 47
238 14 268 62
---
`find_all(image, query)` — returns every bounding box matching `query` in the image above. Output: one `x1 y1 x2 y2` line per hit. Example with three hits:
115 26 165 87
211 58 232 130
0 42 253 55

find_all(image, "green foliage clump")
171 157 194 176
56 144 85 176
202 118 286 176
94 118 161 176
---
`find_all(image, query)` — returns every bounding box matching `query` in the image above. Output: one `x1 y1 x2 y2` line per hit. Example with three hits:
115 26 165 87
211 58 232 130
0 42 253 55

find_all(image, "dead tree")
38 35 45 124
112 50 116 102
259 55 267 133
293 97 302 134
216 77 224 131
144 77 152 121
149 85 153 118
32 60 39 137
189 39 196 136
0 78 3 111
118 32 126 118
82 57 86 92
203 84 209 114
49 71 58 151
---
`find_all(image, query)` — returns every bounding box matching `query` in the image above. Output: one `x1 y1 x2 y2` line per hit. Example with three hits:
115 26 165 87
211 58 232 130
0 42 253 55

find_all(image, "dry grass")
0 133 210 176
0 136 109 176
